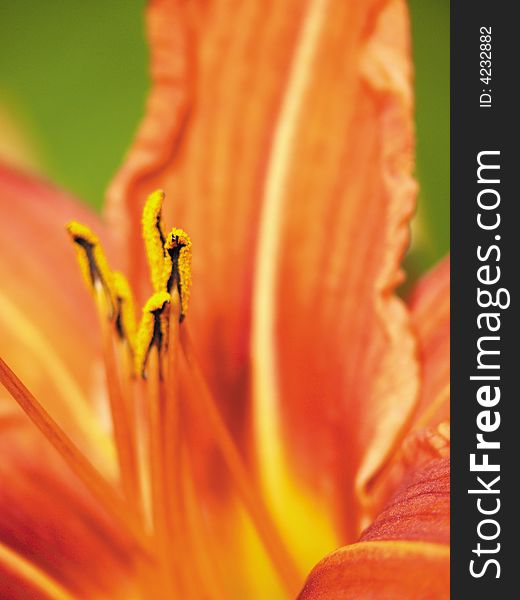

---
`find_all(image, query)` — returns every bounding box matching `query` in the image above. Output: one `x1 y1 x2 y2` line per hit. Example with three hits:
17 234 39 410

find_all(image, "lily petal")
364 258 450 512
409 257 450 429
0 163 115 474
297 540 449 600
297 456 450 599
361 456 449 545
0 417 138 599
251 0 419 557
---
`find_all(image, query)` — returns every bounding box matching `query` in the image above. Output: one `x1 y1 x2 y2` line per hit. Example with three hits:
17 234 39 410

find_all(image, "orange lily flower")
0 0 450 598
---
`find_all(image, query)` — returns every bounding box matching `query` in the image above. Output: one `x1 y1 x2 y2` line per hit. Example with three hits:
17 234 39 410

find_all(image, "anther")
163 229 192 322
112 272 137 352
66 221 116 318
135 292 171 378
141 190 192 322
142 190 167 292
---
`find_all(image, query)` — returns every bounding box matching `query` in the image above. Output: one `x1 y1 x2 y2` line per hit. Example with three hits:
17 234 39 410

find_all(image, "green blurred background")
0 0 448 275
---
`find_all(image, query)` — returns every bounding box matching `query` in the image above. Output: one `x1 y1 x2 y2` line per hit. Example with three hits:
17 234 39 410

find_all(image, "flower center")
0 191 301 599
68 191 302 598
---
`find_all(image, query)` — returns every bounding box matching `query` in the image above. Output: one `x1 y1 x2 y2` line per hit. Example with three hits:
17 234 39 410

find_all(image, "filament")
0 356 150 555
146 348 178 597
95 287 142 515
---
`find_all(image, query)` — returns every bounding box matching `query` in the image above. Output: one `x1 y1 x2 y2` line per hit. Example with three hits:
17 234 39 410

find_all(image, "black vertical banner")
452 2 519 597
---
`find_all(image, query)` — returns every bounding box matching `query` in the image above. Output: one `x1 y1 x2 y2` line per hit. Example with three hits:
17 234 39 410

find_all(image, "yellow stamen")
161 291 186 588
95 288 141 514
142 189 167 292
134 292 171 378
163 228 192 320
66 226 142 516
113 271 137 352
66 221 116 317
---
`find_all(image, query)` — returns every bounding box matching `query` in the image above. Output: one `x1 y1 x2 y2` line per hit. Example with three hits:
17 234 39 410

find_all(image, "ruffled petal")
0 163 115 473
408 257 450 428
365 258 450 513
251 0 419 558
